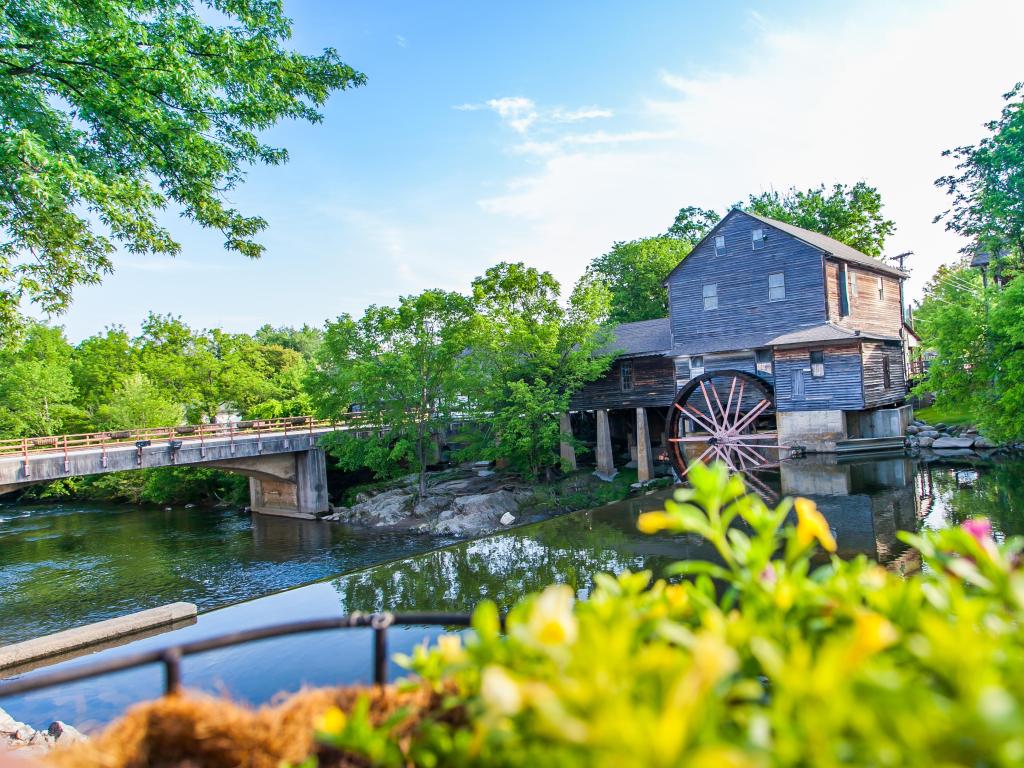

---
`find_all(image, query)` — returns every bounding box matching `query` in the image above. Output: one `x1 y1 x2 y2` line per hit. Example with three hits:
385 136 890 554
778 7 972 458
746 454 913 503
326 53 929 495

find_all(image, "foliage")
936 83 1024 263
0 0 364 331
915 263 1024 440
0 321 79 435
96 372 184 429
665 205 721 243
585 237 689 323
745 182 896 257
308 462 1024 767
310 289 475 498
461 263 612 479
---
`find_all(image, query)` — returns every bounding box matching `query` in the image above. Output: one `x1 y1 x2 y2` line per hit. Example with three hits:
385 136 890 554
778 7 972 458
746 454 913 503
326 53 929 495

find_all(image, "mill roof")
672 323 899 356
599 317 671 357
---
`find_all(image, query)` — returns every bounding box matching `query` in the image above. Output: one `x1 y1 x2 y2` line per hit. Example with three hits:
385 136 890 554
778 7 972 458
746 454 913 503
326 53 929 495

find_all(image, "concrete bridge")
0 417 356 519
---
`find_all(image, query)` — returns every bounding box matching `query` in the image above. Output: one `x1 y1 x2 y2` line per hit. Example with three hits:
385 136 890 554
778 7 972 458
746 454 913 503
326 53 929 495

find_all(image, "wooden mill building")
567 209 913 480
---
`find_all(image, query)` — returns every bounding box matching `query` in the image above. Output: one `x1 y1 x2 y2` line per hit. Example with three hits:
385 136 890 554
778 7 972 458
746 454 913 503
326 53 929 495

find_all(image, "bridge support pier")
243 447 330 520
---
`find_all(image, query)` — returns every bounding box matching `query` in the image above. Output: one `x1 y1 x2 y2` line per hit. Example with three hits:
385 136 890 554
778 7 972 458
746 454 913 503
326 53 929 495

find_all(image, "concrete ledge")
0 602 197 671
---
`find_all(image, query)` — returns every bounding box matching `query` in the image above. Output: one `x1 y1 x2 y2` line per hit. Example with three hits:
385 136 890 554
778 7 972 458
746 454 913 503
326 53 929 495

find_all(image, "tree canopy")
586 237 690 324
0 0 364 330
936 82 1024 266
744 182 895 258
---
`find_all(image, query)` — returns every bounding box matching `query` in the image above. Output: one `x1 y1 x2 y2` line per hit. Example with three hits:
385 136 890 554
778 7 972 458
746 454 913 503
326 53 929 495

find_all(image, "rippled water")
2 454 1023 730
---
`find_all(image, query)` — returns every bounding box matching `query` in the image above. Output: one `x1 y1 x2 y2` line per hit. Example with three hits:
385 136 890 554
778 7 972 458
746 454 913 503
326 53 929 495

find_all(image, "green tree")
71 326 137 413
0 323 78 436
0 0 364 330
586 237 690 323
311 289 475 499
936 83 1024 263
463 263 612 479
254 324 324 361
666 205 721 243
97 372 184 429
745 182 895 257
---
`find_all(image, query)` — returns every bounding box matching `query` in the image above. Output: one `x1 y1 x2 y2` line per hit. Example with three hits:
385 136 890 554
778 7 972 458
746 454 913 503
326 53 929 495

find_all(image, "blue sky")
52 0 1024 340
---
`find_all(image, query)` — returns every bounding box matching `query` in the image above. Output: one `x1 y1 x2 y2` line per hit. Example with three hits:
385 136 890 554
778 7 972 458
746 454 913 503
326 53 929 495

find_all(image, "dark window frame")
752 228 765 250
838 263 850 317
620 361 634 391
882 355 892 389
810 350 825 378
755 348 773 375
690 355 705 375
714 235 726 257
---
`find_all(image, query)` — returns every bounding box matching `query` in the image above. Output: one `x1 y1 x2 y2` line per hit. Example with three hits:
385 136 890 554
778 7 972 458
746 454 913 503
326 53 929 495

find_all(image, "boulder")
905 424 920 435
932 436 975 449
412 495 450 518
500 511 516 526
917 436 935 448
48 721 86 745
973 435 997 449
918 429 940 439
434 490 521 536
339 487 415 526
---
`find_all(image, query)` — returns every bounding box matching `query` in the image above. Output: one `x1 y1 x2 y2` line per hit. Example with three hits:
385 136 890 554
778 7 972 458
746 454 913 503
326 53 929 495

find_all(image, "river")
1 454 1023 730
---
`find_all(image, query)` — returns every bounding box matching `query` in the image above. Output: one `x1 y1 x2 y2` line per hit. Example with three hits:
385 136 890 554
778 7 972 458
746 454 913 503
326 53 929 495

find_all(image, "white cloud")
396 34 407 48
485 96 538 133
551 106 615 122
473 0 1024 300
455 97 614 136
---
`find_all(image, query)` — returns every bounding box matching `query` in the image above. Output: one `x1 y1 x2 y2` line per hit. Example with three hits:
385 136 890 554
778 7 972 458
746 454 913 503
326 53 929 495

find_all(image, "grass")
915 401 977 427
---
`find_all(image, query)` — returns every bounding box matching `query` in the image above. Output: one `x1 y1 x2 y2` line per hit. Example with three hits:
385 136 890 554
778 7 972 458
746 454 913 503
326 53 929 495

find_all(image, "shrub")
310 462 1024 767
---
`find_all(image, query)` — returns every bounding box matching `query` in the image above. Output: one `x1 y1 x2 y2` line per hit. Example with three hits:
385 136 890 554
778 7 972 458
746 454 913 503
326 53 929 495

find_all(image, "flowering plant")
313 462 1024 767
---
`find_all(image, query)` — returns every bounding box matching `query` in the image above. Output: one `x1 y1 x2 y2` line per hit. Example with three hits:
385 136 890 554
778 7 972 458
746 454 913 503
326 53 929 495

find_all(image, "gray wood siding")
702 349 775 384
825 259 903 336
774 344 864 412
861 341 907 407
668 211 826 351
570 356 676 410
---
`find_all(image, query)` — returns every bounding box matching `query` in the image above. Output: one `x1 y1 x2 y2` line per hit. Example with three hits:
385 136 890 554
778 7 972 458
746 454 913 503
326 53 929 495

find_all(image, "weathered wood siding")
570 356 676 410
825 259 903 336
861 341 907 407
773 344 864 412
668 211 826 351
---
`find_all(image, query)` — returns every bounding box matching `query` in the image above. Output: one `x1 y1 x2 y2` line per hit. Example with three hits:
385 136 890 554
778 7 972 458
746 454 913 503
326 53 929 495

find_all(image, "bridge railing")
0 415 366 460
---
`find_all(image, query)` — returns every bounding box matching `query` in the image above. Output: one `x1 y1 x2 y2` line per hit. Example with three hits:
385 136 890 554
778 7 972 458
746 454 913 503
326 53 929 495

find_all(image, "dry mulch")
44 684 455 768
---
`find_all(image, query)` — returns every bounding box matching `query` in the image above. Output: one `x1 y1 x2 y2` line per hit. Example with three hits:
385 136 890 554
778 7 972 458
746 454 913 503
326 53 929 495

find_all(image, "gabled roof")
599 317 671 357
671 323 899 356
743 211 908 278
663 208 908 283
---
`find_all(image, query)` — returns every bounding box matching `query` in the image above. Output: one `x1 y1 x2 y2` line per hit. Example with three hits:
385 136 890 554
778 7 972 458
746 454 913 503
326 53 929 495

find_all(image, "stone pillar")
636 407 654 483
559 412 577 471
295 447 330 517
594 409 617 481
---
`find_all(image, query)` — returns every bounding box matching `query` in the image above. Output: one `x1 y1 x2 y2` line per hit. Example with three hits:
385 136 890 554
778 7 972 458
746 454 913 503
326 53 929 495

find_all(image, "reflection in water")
2 455 1024 730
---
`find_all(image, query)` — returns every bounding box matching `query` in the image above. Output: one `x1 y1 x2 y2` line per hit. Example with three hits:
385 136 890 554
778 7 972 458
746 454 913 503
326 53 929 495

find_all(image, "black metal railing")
0 612 475 699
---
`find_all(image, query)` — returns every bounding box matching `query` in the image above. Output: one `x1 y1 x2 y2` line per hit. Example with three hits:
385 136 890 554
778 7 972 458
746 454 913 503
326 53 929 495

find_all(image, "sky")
50 0 1024 340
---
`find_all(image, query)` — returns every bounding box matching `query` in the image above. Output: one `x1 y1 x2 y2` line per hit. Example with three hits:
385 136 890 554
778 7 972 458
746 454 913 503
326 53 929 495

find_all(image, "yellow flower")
637 510 674 534
664 583 689 611
481 665 523 715
315 705 347 735
437 633 466 664
794 497 837 552
526 584 578 647
690 631 739 691
688 746 759 768
850 610 899 661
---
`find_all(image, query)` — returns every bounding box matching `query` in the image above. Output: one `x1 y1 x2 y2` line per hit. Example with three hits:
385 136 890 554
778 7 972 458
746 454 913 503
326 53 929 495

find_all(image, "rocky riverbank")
1 706 85 756
905 418 1016 454
323 466 660 535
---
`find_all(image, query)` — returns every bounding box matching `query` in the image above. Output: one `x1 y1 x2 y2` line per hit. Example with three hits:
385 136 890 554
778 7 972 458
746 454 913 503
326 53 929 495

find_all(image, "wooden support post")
636 407 654 483
594 409 617 482
559 413 577 471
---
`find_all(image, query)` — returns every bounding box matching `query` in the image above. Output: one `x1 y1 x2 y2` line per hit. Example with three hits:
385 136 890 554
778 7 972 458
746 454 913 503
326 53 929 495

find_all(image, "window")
768 272 786 301
752 228 765 250
703 283 718 310
620 361 634 391
690 356 705 376
714 235 725 257
755 349 773 375
810 350 825 378
849 270 859 297
882 356 892 389
877 276 885 301
838 264 850 317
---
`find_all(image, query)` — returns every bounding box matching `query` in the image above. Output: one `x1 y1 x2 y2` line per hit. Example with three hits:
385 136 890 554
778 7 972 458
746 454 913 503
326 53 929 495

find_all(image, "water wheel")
666 369 781 484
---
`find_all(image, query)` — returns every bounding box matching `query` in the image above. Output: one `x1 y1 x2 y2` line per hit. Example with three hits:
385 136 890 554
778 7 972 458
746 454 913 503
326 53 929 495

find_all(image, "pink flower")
961 517 992 545
759 564 777 587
